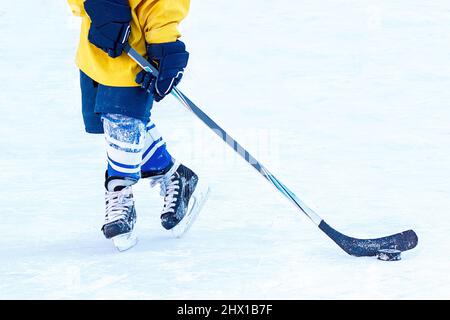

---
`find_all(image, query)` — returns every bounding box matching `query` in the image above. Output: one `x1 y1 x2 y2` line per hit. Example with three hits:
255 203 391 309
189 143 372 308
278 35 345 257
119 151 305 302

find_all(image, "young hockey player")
67 0 209 251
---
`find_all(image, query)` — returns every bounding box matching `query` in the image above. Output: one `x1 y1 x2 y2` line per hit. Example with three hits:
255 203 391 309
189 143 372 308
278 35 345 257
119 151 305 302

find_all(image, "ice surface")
0 0 449 299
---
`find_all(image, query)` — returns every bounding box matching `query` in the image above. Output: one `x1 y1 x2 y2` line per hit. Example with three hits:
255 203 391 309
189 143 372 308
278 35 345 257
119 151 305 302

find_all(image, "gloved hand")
84 0 131 58
135 40 189 102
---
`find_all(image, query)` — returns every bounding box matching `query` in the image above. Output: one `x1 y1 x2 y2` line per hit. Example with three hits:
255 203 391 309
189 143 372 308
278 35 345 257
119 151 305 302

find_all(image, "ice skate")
102 176 138 251
150 162 210 238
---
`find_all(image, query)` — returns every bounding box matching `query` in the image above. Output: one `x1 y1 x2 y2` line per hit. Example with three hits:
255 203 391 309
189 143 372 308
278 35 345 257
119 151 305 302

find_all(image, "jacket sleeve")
67 0 86 16
137 0 190 44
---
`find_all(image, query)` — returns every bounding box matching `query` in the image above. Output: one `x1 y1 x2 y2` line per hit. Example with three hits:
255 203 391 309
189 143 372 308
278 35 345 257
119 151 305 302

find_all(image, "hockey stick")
124 44 418 257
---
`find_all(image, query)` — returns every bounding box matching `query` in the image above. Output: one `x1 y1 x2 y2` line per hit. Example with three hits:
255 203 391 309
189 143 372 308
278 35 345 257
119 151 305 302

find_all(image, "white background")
0 0 449 299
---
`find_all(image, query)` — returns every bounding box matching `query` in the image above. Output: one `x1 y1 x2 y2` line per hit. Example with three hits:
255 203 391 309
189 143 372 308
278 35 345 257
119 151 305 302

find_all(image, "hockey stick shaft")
124 44 323 226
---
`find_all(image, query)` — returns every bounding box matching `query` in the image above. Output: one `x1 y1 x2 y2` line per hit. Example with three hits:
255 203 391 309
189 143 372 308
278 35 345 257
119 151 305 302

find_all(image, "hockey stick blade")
124 45 419 258
319 221 418 256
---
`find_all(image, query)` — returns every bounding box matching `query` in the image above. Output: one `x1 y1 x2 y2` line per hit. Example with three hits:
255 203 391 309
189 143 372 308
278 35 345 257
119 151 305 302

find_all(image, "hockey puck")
377 249 402 261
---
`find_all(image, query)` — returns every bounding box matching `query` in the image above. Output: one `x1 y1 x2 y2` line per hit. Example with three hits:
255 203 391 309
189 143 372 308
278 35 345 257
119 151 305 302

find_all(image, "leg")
141 120 174 177
101 113 146 251
83 74 153 251
103 113 146 183
140 120 210 237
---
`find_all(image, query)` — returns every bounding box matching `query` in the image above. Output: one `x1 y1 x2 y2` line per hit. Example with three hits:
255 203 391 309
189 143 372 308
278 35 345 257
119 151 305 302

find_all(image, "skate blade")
171 180 210 239
112 232 138 252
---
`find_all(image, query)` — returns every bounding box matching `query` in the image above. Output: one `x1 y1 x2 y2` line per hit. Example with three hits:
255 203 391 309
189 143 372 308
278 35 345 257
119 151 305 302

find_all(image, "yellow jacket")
68 0 190 87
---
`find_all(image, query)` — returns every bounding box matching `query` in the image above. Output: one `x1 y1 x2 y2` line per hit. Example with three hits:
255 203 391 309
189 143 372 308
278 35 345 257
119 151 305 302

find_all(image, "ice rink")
0 0 449 299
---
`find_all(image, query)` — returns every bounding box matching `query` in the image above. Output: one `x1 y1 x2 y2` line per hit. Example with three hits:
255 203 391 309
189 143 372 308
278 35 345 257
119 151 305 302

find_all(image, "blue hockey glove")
84 0 131 58
135 40 189 102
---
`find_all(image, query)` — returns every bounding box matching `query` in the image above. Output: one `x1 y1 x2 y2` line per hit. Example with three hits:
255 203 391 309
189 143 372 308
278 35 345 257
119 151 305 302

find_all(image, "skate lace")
105 187 133 223
151 173 180 214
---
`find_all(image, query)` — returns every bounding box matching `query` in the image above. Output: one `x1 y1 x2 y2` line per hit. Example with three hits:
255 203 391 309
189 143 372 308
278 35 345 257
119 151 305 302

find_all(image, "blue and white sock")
141 120 173 176
103 114 146 181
